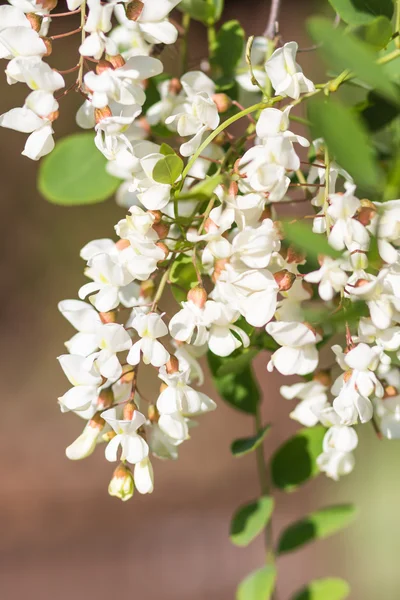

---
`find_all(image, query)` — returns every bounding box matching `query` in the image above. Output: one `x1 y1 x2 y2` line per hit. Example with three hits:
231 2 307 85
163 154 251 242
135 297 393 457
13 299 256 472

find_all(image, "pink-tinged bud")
123 401 138 421
125 0 144 21
286 245 306 264
106 54 126 69
148 209 162 224
187 286 207 308
168 78 182 95
152 222 169 239
166 355 180 374
138 116 151 135
116 239 130 251
204 217 216 233
233 158 243 176
120 365 136 384
96 59 114 74
355 201 376 226
94 106 112 123
148 404 159 423
229 180 238 196
108 463 134 501
41 37 53 57
354 278 369 288
273 269 296 291
212 258 229 283
212 93 232 113
213 132 226 145
89 412 106 430
140 279 155 299
26 13 42 32
156 242 169 260
384 385 398 398
46 110 59 122
313 370 332 388
97 387 114 410
99 310 117 324
37 0 58 10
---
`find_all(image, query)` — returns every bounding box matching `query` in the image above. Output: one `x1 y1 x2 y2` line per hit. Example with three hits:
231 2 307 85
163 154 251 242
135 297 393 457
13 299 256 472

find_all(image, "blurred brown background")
1 0 399 598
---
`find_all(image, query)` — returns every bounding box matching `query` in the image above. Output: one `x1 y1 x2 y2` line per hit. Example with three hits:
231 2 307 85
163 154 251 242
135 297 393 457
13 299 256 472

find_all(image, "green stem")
207 23 216 60
377 48 400 65
181 13 191 74
151 261 173 310
77 2 86 89
396 0 400 49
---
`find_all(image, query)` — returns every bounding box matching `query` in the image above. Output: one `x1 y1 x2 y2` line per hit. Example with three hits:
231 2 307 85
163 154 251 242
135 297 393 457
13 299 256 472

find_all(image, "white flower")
0 26 46 60
317 425 358 480
127 312 170 367
304 257 348 301
280 380 329 427
169 300 210 346
103 407 149 464
230 219 280 269
79 0 117 59
265 41 315 100
134 457 154 493
59 299 102 356
79 252 133 312
6 56 64 90
204 301 250 357
91 323 132 380
65 417 104 460
266 321 320 376
114 0 181 45
327 183 370 251
157 366 216 416
57 354 102 413
146 421 180 459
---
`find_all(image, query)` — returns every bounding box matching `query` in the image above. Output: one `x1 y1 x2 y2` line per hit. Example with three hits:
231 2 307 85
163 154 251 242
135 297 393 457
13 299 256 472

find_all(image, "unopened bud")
187 285 207 308
89 412 106 430
123 400 138 421
125 0 144 21
106 54 126 69
46 109 59 122
212 93 232 113
229 180 238 196
120 365 136 384
148 404 159 423
140 279 155 299
97 387 114 410
213 132 226 145
354 278 369 288
94 106 112 123
108 463 134 502
286 245 306 264
168 78 182 95
148 210 162 224
273 269 296 291
313 369 332 388
212 258 229 283
99 310 117 324
40 37 52 57
204 217 216 233
166 355 180 374
37 0 58 10
153 222 169 239
116 239 130 251
96 59 114 74
384 385 398 398
156 242 169 260
356 200 377 226
26 13 43 32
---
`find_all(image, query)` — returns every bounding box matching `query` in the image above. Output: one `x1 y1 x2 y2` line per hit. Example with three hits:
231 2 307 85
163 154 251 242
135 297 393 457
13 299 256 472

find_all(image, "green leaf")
217 348 259 376
328 0 393 25
38 133 120 206
152 154 183 185
271 426 326 491
237 566 276 600
359 16 393 50
231 424 271 457
278 504 357 554
282 220 342 260
169 254 198 303
160 143 176 155
308 97 382 191
211 20 245 76
359 92 399 132
292 577 350 600
308 17 399 105
178 0 223 25
178 174 223 201
230 497 274 547
207 351 260 414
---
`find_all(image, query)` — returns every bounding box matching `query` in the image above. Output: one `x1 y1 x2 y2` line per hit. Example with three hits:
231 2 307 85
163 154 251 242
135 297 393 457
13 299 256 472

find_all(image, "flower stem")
77 2 86 90
181 12 191 74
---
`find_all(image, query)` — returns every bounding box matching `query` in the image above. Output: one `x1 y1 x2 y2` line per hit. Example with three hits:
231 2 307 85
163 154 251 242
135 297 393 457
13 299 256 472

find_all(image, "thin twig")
264 0 281 39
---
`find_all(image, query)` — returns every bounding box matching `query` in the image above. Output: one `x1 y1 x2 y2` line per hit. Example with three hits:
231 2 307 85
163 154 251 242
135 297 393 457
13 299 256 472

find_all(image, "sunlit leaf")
328 0 393 25
237 566 276 600
178 0 224 25
231 424 271 457
152 154 183 185
292 577 350 600
211 20 245 76
283 221 342 260
208 352 260 414
230 497 274 547
38 133 120 205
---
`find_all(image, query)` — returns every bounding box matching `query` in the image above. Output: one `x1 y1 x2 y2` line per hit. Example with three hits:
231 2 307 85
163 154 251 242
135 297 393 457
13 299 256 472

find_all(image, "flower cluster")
2 0 400 501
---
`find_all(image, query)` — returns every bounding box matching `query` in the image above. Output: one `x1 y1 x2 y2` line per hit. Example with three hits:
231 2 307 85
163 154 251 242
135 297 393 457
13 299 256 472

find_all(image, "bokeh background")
1 0 399 598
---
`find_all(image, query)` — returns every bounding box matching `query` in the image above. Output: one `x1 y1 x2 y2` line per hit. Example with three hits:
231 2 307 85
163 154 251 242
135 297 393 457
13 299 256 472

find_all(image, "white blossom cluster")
2 0 400 500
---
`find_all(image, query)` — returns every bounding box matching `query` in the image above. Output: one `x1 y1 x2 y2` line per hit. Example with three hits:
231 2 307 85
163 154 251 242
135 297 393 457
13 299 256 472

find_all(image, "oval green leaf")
328 0 393 25
308 97 382 192
38 133 120 206
207 352 260 414
211 20 245 76
292 577 350 600
152 154 183 185
169 254 198 303
237 566 276 600
278 504 357 554
178 0 224 25
271 426 326 491
230 497 274 547
231 424 271 457
282 220 342 261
